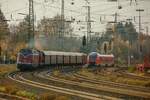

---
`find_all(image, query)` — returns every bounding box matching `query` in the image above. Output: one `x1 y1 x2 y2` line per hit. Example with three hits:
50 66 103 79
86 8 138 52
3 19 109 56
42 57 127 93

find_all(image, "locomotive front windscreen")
89 52 98 63
17 49 33 64
20 49 33 55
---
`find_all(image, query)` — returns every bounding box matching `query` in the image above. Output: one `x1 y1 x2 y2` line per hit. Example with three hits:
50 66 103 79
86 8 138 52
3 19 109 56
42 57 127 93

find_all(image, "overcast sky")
0 0 150 36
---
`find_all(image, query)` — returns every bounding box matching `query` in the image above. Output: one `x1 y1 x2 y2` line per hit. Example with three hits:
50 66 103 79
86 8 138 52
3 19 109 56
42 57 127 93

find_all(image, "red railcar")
144 55 150 68
87 52 114 66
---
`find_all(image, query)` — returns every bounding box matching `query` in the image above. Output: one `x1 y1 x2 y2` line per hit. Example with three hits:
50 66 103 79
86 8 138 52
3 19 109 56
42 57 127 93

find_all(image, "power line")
34 1 84 15
4 7 28 15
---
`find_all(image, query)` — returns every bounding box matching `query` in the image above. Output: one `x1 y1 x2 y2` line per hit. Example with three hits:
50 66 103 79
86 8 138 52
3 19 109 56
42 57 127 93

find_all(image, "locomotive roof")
98 54 114 57
43 51 86 56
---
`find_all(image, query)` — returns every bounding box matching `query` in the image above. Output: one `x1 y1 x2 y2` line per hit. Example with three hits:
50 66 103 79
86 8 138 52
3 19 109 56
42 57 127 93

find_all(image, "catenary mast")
28 0 35 48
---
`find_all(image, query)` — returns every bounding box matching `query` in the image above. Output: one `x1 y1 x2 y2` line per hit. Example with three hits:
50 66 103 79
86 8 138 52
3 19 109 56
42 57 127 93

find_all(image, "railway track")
118 71 150 81
91 67 150 81
109 67 150 81
37 70 150 99
73 73 150 93
7 66 150 100
8 71 120 100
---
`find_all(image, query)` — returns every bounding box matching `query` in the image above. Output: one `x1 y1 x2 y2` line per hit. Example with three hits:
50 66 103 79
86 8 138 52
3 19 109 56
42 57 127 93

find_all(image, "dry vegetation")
39 92 70 100
0 64 36 99
0 64 17 74
0 65 70 100
78 68 150 87
0 82 70 100
0 80 37 100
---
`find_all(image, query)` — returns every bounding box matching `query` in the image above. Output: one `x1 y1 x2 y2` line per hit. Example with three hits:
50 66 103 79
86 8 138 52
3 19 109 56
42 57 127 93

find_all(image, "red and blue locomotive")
17 49 44 70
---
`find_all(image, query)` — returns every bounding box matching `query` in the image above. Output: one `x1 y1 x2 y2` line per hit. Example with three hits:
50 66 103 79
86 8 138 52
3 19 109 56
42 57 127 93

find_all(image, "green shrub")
52 70 60 76
128 66 136 73
117 58 125 65
16 90 36 100
0 86 6 92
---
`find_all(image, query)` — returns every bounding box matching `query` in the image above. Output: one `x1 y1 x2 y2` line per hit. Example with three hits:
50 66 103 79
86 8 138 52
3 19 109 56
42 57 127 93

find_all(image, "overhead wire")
1 0 149 33
4 7 28 15
0 0 132 23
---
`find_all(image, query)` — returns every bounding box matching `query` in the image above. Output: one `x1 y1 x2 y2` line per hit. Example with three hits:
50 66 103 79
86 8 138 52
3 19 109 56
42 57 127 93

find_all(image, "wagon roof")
43 51 86 56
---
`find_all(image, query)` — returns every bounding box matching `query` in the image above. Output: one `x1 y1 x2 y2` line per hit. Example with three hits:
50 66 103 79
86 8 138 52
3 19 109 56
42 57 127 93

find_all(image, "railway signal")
82 35 86 46
0 46 1 56
109 40 112 50
104 43 107 54
0 46 1 63
140 44 142 53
